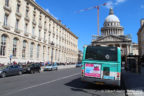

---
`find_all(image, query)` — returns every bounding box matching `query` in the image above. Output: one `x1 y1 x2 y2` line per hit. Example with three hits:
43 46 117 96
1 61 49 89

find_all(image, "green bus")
81 46 121 86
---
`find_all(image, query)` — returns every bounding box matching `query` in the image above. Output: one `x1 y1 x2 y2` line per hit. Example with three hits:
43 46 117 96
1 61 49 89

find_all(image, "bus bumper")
81 76 121 87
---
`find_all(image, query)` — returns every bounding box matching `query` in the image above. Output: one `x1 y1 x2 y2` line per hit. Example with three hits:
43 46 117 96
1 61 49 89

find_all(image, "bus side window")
103 67 110 76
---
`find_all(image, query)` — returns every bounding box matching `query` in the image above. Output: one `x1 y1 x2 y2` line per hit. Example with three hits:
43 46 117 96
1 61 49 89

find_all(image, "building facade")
137 19 144 57
0 0 78 65
92 8 133 56
132 43 138 55
78 50 83 63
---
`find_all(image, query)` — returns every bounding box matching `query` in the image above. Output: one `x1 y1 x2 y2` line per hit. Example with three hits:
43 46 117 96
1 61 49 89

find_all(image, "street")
0 68 126 96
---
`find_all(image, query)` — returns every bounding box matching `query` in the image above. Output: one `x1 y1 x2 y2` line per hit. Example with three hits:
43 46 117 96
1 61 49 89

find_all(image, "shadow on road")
65 78 126 96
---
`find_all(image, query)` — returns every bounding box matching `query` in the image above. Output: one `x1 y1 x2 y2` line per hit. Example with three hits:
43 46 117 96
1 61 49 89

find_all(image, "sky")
35 0 144 51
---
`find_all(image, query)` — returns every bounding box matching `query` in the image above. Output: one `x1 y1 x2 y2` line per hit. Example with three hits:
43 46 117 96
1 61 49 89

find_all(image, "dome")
104 8 120 23
105 15 120 22
101 8 124 36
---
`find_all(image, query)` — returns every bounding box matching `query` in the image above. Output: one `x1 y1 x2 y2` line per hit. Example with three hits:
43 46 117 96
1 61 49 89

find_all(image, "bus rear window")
85 46 117 61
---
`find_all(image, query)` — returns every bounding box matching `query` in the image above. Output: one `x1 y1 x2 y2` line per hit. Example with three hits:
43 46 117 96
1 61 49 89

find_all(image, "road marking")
3 73 80 96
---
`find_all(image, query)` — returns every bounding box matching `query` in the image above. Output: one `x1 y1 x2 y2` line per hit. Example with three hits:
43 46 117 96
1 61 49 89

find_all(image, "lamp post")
51 42 54 64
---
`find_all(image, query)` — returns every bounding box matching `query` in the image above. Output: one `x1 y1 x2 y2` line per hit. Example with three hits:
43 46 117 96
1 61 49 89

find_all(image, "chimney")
140 19 144 27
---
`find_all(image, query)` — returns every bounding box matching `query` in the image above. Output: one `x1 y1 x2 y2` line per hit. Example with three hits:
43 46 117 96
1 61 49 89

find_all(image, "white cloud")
46 9 50 13
105 1 113 9
45 8 58 20
115 0 126 5
105 0 127 9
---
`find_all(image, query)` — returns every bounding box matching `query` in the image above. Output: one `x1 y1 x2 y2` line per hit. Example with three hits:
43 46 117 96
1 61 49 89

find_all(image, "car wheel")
1 72 6 78
56 67 58 70
18 71 22 75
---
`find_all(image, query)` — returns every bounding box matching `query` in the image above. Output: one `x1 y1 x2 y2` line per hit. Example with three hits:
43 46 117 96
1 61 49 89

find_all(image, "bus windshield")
85 46 117 61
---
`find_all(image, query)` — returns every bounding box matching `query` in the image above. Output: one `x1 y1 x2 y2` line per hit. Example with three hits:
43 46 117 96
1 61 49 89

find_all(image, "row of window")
3 0 77 48
104 22 120 27
0 35 77 59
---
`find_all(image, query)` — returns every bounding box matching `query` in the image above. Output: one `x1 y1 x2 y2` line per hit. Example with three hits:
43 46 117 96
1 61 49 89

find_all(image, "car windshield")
85 46 118 61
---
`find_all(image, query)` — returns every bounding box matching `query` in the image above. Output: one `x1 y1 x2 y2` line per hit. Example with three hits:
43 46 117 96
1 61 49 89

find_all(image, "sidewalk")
122 67 144 96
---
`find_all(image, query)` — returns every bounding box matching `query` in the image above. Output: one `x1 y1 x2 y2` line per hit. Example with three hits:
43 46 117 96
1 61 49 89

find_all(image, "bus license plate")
96 82 104 85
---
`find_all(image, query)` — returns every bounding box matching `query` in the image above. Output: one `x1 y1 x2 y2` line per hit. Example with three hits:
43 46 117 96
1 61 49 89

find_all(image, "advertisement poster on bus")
85 64 101 78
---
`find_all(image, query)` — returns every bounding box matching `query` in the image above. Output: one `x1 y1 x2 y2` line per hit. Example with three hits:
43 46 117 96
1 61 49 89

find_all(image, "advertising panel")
85 64 101 78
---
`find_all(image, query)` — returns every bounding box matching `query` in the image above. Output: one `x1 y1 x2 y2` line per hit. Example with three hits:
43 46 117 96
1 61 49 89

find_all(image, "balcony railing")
44 27 47 31
43 39 47 43
15 28 21 34
24 32 29 36
16 12 22 18
38 37 42 41
25 16 30 22
2 24 10 30
3 5 11 14
32 20 36 25
32 35 36 39
38 23 42 28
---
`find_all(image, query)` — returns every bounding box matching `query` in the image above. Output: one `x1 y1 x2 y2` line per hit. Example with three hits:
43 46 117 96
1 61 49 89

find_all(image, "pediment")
97 35 124 42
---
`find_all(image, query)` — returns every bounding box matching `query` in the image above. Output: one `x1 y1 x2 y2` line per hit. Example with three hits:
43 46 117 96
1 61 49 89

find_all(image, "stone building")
0 0 78 65
92 8 133 56
137 19 144 57
132 43 138 55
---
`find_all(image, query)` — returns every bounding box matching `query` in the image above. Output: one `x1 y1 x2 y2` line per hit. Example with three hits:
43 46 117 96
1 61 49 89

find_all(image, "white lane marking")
3 73 80 96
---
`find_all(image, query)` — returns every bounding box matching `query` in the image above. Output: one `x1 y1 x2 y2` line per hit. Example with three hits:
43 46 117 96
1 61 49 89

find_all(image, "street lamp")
51 42 54 64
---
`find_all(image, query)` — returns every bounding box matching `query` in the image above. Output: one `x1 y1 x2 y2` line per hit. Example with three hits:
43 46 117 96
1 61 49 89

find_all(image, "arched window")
13 38 18 57
0 35 7 56
22 40 26 58
30 43 34 58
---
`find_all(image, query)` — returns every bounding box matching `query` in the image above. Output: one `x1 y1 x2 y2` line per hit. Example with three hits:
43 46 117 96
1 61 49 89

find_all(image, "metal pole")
97 7 99 36
10 58 11 65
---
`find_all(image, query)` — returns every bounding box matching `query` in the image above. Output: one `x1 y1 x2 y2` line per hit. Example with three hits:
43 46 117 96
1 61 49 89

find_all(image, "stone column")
126 45 129 55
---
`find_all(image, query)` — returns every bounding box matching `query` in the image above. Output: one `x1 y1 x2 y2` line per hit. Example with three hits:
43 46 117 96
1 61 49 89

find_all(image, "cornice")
27 0 78 39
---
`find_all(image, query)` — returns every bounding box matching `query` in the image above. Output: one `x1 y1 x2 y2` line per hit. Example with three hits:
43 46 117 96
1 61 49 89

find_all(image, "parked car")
22 63 41 74
44 63 58 71
76 63 82 67
0 65 23 78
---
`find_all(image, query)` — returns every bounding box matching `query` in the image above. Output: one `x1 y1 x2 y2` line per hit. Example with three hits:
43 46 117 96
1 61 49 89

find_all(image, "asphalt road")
0 68 126 96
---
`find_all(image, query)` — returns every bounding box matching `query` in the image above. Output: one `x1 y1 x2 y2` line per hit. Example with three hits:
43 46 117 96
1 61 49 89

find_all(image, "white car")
44 64 58 71
76 63 82 67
